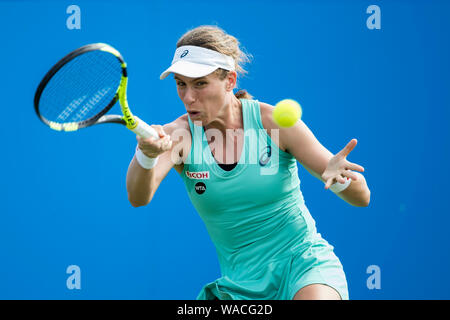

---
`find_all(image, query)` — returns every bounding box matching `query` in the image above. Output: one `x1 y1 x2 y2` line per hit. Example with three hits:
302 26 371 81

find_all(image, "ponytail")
235 89 253 100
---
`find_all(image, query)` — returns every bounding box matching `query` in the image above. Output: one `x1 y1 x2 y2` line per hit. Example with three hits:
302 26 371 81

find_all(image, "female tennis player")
126 25 370 300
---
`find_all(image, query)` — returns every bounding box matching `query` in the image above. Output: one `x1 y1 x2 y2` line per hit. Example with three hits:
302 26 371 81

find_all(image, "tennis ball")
272 99 302 128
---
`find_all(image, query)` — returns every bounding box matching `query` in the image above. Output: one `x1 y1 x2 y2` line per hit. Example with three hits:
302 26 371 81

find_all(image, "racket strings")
47 53 119 121
39 50 122 124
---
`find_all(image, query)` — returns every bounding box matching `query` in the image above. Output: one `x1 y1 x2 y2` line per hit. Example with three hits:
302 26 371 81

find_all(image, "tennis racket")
34 43 158 139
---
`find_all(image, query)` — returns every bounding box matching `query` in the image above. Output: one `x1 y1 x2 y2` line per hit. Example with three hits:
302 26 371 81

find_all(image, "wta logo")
186 171 210 180
194 182 206 195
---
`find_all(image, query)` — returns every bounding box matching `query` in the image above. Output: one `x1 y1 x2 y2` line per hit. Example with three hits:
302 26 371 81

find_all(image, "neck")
205 95 243 135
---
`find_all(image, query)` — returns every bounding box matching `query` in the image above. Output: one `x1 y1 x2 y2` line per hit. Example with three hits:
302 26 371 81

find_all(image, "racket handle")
131 118 159 140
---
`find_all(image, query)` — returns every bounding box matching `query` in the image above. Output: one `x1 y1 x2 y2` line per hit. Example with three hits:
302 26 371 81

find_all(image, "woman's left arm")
275 115 371 207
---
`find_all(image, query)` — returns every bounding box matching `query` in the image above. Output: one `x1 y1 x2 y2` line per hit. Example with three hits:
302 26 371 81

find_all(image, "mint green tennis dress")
180 99 349 300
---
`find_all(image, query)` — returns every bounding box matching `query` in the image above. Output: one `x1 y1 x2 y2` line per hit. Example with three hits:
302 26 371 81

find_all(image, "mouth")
187 111 201 117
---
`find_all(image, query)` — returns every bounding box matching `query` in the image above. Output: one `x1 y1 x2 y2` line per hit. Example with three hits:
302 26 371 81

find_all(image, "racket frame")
34 43 134 132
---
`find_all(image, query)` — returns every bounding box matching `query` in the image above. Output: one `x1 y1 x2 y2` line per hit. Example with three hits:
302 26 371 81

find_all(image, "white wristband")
135 148 159 169
329 177 351 193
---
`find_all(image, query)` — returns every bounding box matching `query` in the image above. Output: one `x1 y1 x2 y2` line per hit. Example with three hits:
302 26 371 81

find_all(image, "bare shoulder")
258 101 288 152
258 102 275 125
163 113 190 136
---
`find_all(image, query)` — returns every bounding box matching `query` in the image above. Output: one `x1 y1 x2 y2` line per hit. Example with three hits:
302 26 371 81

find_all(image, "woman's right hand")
136 125 173 158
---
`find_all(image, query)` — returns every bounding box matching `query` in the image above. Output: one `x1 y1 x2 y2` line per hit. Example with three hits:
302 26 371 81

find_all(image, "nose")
183 87 196 105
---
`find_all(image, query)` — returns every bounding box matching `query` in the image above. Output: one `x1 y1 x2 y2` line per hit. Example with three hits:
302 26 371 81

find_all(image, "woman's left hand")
322 139 365 189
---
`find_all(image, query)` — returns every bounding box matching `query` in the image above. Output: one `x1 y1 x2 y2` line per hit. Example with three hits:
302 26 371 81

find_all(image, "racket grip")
131 118 159 140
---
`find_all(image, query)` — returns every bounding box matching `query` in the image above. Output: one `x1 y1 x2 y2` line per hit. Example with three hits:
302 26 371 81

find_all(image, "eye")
176 81 185 87
196 81 207 86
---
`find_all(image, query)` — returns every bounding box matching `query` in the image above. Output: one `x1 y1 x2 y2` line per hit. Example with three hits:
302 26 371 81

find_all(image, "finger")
156 137 166 149
345 161 365 172
342 170 358 181
166 138 173 150
337 175 348 184
162 137 172 151
338 139 357 158
324 178 334 189
159 128 167 138
164 141 173 151
150 125 166 139
158 136 172 151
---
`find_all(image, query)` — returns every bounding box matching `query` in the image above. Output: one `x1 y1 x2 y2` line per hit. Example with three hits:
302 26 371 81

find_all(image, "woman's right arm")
126 120 185 207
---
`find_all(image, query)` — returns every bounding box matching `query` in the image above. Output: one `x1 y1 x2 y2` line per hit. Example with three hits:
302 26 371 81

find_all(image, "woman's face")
174 71 236 125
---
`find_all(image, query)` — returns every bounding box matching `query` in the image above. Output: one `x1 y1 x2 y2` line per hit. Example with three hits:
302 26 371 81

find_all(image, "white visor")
160 45 235 80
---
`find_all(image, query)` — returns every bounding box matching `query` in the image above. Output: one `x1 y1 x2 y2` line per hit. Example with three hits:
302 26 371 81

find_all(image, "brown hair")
176 25 253 100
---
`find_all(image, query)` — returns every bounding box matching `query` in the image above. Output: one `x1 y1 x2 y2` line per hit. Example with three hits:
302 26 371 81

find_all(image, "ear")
225 71 237 92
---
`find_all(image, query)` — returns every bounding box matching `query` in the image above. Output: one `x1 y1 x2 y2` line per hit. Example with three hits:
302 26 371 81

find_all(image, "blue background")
1 0 449 299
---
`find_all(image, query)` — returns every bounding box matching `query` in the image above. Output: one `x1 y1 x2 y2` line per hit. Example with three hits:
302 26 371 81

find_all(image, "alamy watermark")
66 5 81 30
167 123 281 175
66 265 81 290
366 5 381 30
366 265 381 290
